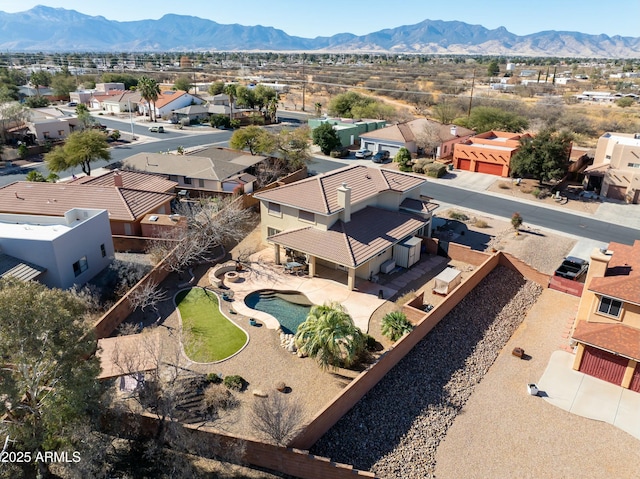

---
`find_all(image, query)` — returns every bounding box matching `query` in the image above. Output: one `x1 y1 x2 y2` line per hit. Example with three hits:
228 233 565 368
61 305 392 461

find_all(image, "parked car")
66 101 77 107
372 150 391 163
149 125 165 133
554 256 589 280
355 149 373 158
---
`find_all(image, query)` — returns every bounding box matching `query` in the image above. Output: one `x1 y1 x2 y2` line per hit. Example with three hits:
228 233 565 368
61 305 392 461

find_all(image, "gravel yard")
311 266 543 478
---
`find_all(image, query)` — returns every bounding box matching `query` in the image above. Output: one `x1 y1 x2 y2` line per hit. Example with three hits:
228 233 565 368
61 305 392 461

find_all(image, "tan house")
0 174 175 236
583 132 640 203
452 131 530 177
254 165 438 290
358 118 475 159
571 240 640 392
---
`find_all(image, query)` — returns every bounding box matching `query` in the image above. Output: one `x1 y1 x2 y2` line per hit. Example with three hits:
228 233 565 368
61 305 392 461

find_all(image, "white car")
355 149 373 158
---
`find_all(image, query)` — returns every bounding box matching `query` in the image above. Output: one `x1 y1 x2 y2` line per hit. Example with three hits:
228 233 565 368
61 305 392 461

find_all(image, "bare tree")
250 394 304 446
128 280 167 321
415 121 447 159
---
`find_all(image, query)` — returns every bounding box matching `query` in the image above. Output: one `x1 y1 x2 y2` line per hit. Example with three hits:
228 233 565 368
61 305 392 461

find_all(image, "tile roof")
589 240 640 305
268 206 427 267
572 320 640 361
69 170 177 193
0 253 46 282
144 90 187 109
0 182 174 222
254 165 425 215
359 119 475 143
400 197 440 214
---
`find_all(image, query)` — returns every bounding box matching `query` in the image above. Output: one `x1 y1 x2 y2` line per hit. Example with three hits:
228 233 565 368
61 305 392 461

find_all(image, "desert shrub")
330 147 349 158
223 375 245 391
532 188 541 198
474 219 490 228
425 164 446 178
381 311 414 341
448 211 469 221
365 334 378 351
203 384 239 412
206 373 222 384
412 164 424 174
498 182 511 189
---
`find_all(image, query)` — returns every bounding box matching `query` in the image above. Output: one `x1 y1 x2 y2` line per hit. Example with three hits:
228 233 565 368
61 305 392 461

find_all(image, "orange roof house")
571 240 640 391
138 90 204 119
452 131 530 177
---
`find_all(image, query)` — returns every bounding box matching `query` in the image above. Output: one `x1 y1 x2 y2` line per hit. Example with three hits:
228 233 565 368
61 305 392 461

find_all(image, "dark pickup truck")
554 256 589 280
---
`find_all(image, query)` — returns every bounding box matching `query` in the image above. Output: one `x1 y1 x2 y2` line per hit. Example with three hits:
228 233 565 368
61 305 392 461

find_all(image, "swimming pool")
244 290 313 335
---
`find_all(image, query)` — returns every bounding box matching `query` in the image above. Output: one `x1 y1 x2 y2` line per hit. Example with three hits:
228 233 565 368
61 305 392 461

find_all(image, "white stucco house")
0 208 114 289
138 90 204 119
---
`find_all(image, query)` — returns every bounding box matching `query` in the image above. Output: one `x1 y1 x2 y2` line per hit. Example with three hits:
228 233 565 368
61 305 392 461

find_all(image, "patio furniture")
284 261 305 274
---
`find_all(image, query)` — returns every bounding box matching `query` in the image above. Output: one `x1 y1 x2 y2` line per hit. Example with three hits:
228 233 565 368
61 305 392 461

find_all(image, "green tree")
137 76 161 122
432 100 460 124
173 75 192 93
24 96 50 108
454 106 529 134
615 97 635 108
100 73 138 90
312 123 341 155
487 60 500 77
208 81 225 96
294 302 366 370
510 128 573 183
511 212 523 235
229 126 275 155
395 147 412 172
253 84 277 113
381 311 414 341
51 72 77 98
30 70 52 96
235 85 257 109
210 114 231 129
45 129 111 176
0 101 28 144
0 278 102 479
275 127 311 170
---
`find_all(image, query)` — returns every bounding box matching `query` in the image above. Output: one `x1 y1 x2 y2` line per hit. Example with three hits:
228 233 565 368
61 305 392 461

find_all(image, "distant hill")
1 6 639 57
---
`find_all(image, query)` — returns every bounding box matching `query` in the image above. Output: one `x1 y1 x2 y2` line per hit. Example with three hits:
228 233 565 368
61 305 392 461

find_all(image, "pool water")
244 290 312 335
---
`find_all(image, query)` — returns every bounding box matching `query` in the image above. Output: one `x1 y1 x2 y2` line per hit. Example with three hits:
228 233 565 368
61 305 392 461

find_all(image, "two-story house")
571 241 640 392
452 131 531 177
254 165 438 290
583 132 640 203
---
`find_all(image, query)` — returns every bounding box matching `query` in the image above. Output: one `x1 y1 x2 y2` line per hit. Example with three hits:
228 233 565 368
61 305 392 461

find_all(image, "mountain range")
1 5 639 58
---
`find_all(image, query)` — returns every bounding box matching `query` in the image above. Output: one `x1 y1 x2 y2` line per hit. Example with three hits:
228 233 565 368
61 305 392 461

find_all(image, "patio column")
308 255 316 277
274 244 281 265
347 267 356 291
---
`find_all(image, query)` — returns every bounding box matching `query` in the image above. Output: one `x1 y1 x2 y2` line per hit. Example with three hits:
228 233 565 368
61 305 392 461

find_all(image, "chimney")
113 169 123 188
450 126 458 137
336 182 351 223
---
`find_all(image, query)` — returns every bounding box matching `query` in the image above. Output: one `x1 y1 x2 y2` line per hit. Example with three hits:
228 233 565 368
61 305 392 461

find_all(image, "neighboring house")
0 208 114 289
254 165 438 290
95 82 125 92
69 169 178 194
89 89 126 110
358 119 475 158
140 213 187 238
0 179 175 236
308 118 386 148
138 90 204 119
583 132 640 204
24 107 78 142
571 241 640 392
122 148 265 195
452 131 530 177
98 91 142 114
69 90 93 105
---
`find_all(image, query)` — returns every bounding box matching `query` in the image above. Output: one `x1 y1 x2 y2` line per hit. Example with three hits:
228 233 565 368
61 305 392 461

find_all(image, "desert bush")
498 182 511 190
223 375 245 391
448 211 469 221
425 164 446 178
206 373 223 384
474 219 490 228
203 384 239 412
412 164 424 174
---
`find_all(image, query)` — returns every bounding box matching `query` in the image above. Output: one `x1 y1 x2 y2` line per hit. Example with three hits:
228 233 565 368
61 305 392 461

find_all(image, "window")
72 256 88 277
100 243 106 257
268 202 281 217
58 130 65 136
183 177 192 185
597 297 622 318
267 227 281 237
298 210 315 223
627 163 640 169
198 179 205 188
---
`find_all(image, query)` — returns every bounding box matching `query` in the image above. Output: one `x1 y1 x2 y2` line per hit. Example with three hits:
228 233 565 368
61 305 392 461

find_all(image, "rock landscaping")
311 266 543 479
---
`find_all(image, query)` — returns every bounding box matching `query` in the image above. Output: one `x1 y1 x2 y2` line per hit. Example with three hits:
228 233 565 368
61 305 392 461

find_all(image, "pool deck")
217 249 396 332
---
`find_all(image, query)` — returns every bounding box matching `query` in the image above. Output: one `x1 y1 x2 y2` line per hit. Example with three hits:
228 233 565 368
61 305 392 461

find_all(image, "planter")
224 271 240 283
249 318 257 326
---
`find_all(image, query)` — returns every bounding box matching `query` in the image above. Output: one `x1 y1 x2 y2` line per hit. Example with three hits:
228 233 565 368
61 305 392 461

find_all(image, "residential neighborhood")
0 6 639 479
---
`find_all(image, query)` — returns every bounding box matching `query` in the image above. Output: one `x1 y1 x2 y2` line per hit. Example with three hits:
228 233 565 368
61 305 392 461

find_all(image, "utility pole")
302 53 306 112
467 68 476 118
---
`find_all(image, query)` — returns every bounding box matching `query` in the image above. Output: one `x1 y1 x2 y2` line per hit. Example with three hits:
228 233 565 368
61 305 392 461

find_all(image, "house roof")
122 149 265 182
268 206 427 267
400 197 440 214
0 182 174 222
359 119 475 144
100 91 142 104
69 169 177 193
254 165 425 215
144 90 188 109
588 240 640 305
572 320 640 361
0 253 46 282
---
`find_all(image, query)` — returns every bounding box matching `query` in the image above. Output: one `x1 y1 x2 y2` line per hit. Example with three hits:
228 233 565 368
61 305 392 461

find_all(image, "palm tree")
381 311 413 342
138 76 161 122
294 302 366 371
223 83 237 123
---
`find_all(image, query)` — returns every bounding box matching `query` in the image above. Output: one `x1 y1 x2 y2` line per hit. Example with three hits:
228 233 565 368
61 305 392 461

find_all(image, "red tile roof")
268 206 427 267
0 182 174 222
589 240 640 305
254 165 425 215
572 320 640 361
69 170 177 193
140 90 188 109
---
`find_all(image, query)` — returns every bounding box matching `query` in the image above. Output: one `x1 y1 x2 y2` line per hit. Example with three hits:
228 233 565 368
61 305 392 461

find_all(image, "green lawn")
175 288 247 362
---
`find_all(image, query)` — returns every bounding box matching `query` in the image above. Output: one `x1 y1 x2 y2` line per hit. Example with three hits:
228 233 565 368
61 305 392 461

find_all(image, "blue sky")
0 1 638 38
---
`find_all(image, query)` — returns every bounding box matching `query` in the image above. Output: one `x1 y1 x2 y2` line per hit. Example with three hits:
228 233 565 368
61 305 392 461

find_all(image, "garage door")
606 185 627 201
385 146 401 157
363 142 376 151
579 346 628 385
475 162 504 176
630 364 640 393
458 159 471 171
